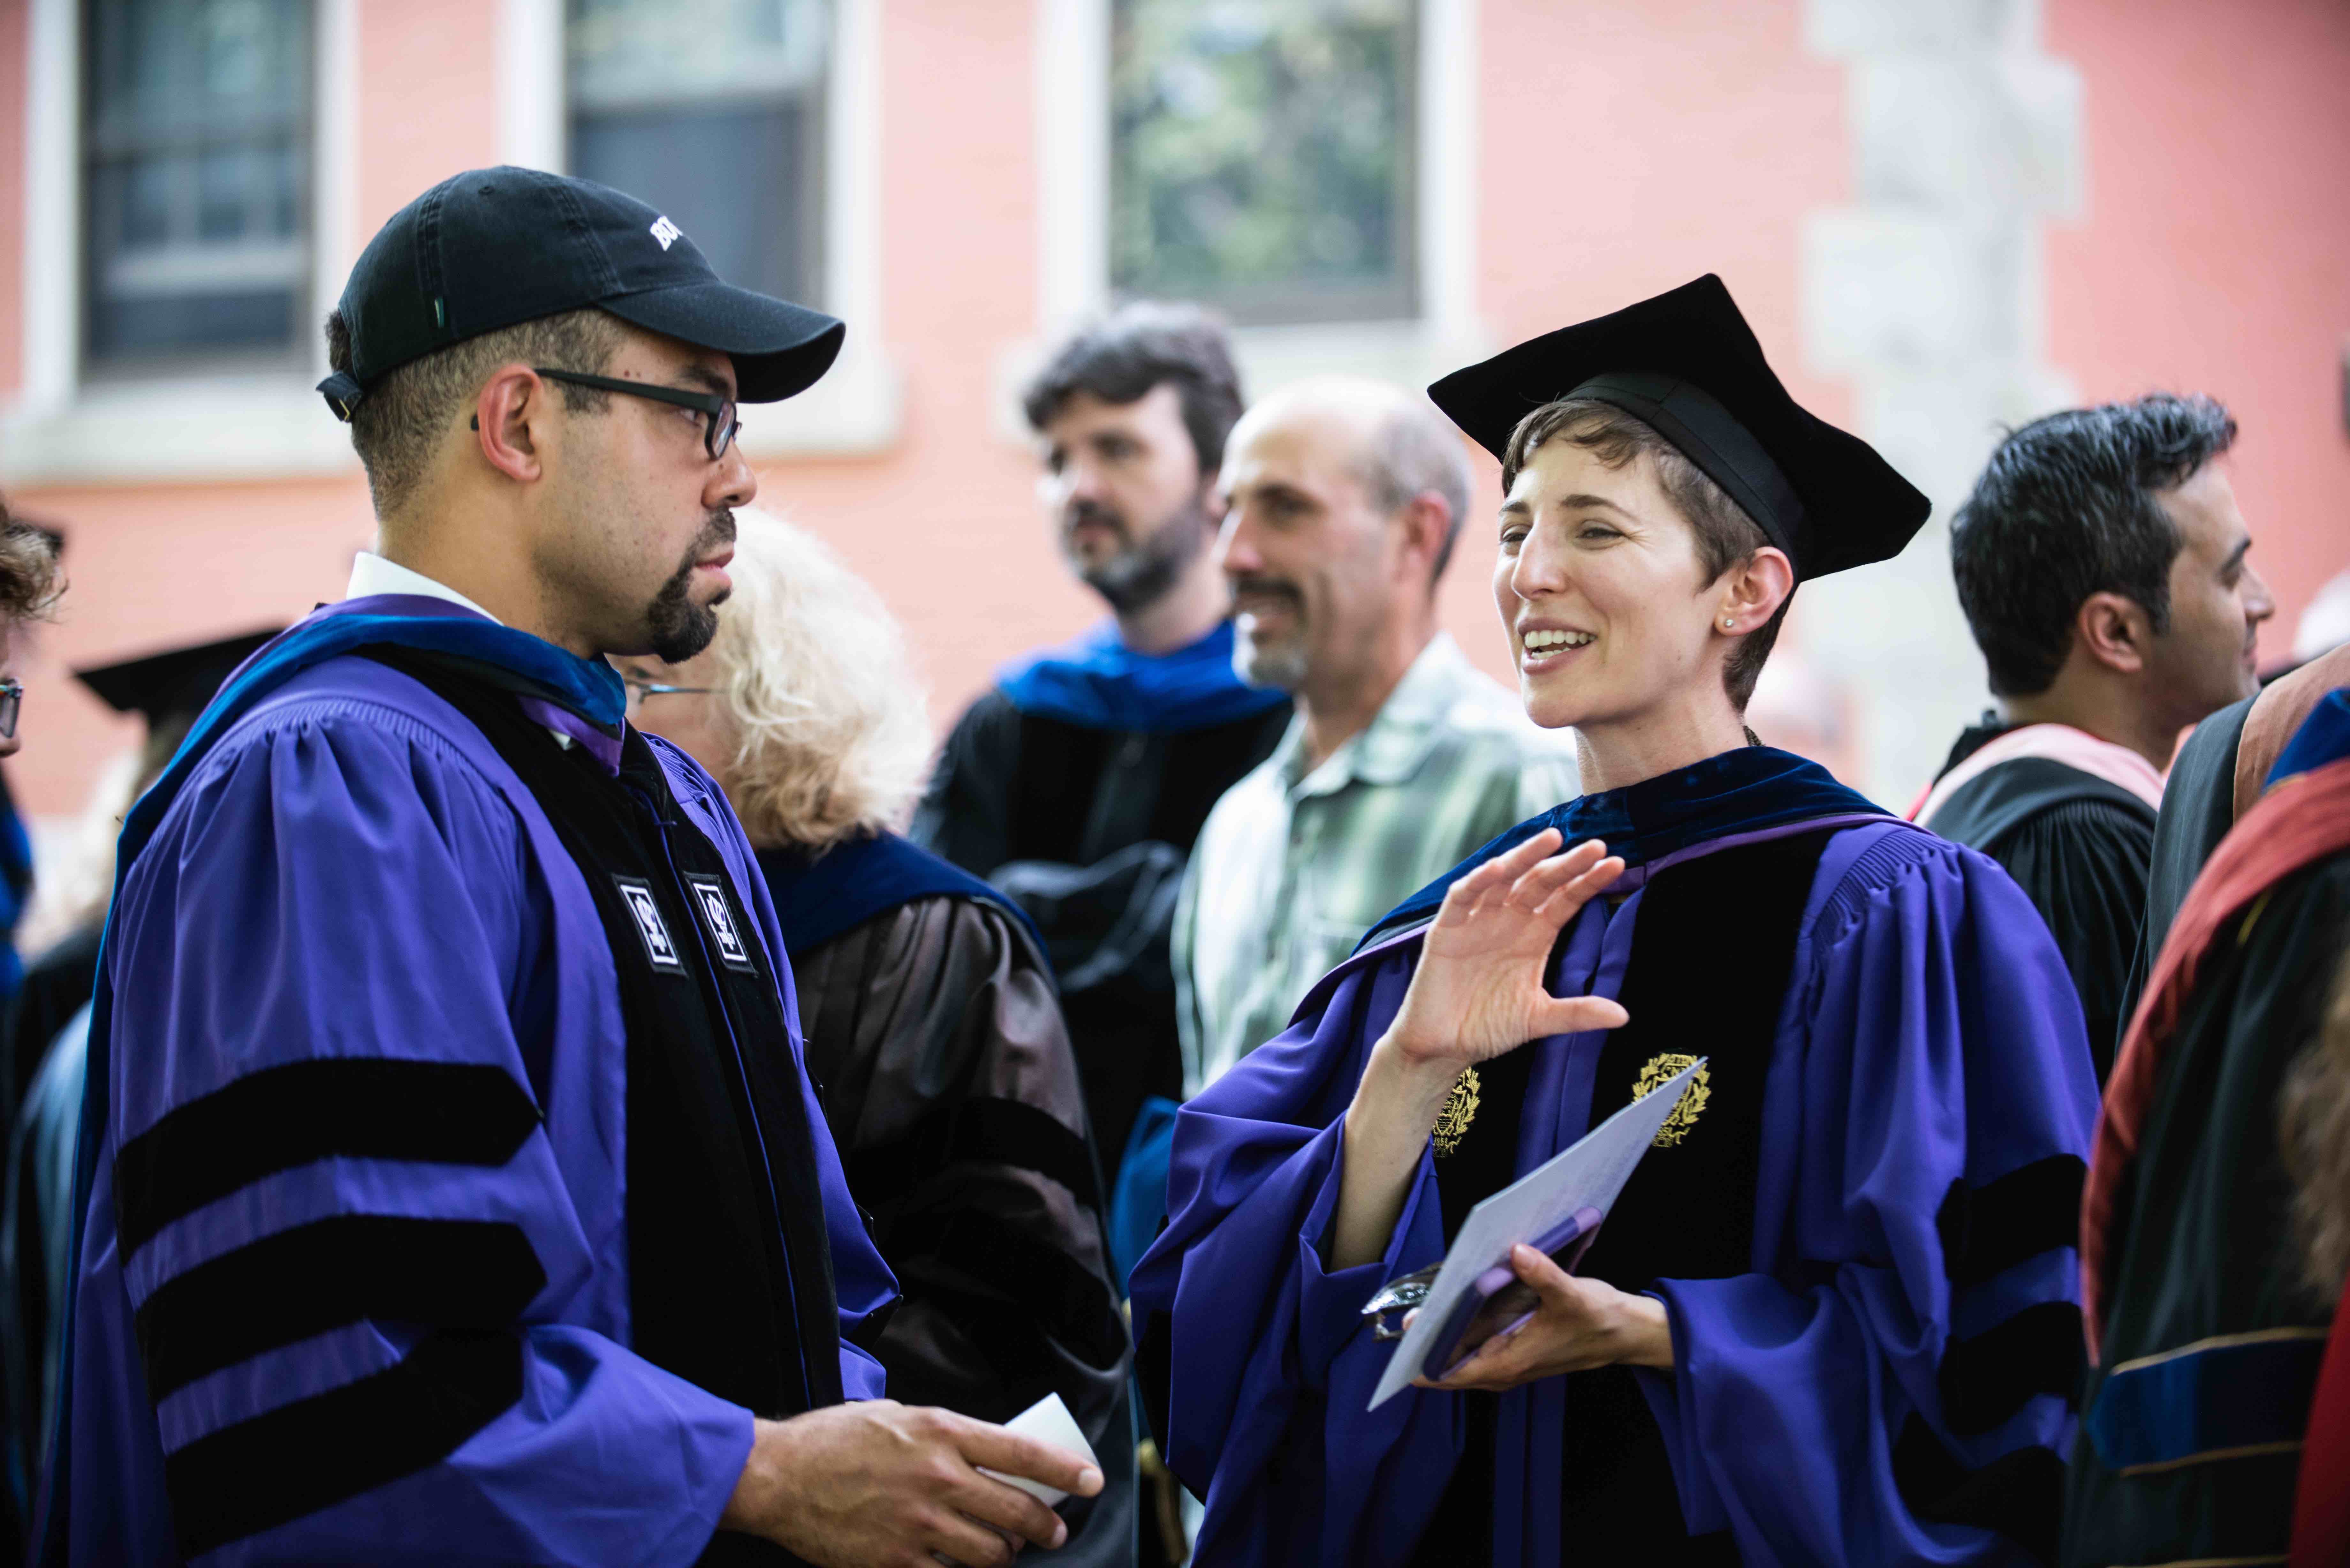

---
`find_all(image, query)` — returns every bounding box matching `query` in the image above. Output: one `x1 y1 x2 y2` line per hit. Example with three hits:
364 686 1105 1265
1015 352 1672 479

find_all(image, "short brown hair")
325 307 624 518
0 497 63 627
1021 302 1245 477
1501 398 1790 709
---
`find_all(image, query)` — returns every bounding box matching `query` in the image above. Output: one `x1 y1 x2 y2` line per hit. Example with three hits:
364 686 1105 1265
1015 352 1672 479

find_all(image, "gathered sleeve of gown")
84 707 759 1566
1637 829 2100 1565
1130 940 1467 1567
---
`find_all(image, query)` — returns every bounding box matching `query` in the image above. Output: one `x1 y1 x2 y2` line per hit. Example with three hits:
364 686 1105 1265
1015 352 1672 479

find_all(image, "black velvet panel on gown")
911 689 1288 1175
1407 830 1831 1565
781 887 1136 1568
1926 757 2155 1080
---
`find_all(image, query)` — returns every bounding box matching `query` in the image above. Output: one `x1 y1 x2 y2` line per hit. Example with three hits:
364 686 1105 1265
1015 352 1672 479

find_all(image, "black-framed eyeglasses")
0 679 21 741
535 368 741 461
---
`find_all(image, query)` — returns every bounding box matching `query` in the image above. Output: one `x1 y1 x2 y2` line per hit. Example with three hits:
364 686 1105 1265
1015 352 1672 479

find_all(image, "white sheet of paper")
1366 1057 1705 1410
977 1391 1097 1506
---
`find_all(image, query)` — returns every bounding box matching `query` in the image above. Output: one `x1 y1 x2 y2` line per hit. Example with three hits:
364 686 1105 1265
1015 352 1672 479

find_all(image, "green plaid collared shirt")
1174 634 1581 1096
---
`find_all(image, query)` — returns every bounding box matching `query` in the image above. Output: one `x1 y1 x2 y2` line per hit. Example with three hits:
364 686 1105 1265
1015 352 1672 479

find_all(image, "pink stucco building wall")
2044 0 2350 636
1 0 2344 825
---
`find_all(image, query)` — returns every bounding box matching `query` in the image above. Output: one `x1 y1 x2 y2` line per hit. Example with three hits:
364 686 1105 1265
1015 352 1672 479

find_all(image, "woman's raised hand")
1384 829 1629 1068
1333 830 1630 1271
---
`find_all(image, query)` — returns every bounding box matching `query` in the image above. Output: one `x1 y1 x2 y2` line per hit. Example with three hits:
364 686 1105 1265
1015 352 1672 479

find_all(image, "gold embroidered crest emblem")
1432 1066 1481 1155
1634 1053 1710 1147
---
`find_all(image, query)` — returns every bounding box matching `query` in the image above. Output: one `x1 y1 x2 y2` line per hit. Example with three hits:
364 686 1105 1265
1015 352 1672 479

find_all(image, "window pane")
1111 0 1418 326
568 0 828 305
84 0 313 370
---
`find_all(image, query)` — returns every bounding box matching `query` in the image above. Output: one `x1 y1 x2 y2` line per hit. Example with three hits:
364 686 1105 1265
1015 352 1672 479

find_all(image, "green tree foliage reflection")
1111 0 1416 325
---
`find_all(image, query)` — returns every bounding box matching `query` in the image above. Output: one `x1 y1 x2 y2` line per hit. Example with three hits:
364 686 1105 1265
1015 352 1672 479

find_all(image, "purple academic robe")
48 620 894 1564
1131 817 2098 1567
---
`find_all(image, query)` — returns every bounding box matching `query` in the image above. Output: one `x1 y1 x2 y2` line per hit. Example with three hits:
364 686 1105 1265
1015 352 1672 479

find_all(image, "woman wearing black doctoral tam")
1130 276 2100 1566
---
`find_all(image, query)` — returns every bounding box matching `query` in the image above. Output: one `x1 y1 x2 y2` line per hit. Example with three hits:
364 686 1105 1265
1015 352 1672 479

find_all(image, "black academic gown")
0 927 101 1528
2 926 101 1120
768 837 1135 1568
915 686 1286 1178
2115 694 2254 1040
1928 721 2156 1079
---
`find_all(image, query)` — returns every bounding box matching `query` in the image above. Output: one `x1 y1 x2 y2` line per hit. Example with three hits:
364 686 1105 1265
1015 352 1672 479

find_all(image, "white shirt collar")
342 552 584 753
345 552 502 624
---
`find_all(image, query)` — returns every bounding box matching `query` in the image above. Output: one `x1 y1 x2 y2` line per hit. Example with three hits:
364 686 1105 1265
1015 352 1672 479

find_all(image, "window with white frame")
566 0 829 307
1110 0 1417 327
82 0 316 375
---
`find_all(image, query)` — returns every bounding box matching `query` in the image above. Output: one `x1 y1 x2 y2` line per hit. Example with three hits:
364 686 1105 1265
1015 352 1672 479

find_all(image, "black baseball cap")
1428 274 1930 579
317 165 844 419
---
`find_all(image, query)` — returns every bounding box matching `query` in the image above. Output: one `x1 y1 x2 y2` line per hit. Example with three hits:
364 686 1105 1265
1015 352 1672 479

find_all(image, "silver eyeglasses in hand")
1360 1263 1443 1342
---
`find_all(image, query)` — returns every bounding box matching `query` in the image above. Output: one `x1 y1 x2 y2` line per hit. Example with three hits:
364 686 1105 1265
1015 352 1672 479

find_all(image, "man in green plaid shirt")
1174 379 1580 1096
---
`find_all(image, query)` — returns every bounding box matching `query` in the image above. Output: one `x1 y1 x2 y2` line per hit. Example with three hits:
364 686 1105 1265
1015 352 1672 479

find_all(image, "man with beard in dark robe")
915 305 1289 1183
1918 395 2274 1077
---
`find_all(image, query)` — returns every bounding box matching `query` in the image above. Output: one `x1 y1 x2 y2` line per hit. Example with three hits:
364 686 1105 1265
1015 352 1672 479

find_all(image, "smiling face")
535 325 755 661
1217 399 1417 693
1495 438 1743 733
1036 383 1215 612
2143 463 2274 726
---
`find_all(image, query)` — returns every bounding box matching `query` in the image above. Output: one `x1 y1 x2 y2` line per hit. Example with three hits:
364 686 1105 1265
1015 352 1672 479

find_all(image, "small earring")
1721 617 1736 629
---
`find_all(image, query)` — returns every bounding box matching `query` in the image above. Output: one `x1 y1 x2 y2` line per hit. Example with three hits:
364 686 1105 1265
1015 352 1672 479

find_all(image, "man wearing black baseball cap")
36 167 1097 1567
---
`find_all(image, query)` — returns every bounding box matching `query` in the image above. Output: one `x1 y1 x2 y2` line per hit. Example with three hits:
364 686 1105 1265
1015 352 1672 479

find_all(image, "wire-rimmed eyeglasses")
0 679 22 741
535 368 741 461
619 675 716 715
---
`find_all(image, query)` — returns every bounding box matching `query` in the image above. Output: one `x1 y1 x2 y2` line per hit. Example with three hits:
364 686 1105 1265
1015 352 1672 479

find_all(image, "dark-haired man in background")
915 305 1289 1184
1918 394 2273 1076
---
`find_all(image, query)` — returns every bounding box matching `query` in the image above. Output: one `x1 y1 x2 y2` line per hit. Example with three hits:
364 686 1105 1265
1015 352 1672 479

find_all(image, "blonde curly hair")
701 509 934 852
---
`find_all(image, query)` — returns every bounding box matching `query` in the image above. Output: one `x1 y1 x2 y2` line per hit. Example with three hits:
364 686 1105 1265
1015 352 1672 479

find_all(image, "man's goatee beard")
1235 630 1308 692
1077 500 1211 615
645 510 735 662
646 579 724 663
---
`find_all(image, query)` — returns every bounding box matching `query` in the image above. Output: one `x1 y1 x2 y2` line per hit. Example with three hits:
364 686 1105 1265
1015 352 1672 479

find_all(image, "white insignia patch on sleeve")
612 875 685 972
685 874 757 973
